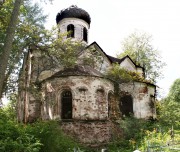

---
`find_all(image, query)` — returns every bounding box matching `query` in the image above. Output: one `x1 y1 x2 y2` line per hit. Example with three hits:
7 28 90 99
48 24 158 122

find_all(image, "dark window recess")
150 95 155 114
108 92 113 117
96 87 105 104
61 91 72 119
79 88 86 96
83 27 87 42
96 89 104 103
120 95 133 117
97 88 104 93
67 24 74 38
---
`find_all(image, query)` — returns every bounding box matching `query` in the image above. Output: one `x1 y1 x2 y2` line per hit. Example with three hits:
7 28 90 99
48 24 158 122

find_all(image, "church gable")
79 42 142 74
79 41 112 73
107 55 144 77
119 56 144 77
119 56 136 72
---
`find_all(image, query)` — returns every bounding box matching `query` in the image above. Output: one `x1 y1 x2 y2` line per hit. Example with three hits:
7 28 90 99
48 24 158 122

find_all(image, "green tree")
118 31 165 83
168 78 180 103
0 0 49 98
0 0 53 99
159 78 180 128
159 100 180 128
0 0 23 98
46 31 86 68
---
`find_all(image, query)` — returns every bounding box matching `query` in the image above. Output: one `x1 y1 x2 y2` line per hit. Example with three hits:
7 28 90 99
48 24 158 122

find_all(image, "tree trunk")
0 0 23 98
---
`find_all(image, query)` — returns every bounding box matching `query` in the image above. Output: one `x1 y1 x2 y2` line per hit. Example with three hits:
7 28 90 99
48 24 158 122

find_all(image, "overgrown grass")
107 116 180 152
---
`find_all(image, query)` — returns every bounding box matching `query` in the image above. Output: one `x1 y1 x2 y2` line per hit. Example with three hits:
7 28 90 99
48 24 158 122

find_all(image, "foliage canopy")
118 31 166 83
0 0 48 97
158 78 180 128
168 78 180 103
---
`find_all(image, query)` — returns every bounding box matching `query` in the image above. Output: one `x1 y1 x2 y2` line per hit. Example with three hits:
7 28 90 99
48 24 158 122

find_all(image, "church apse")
40 76 113 121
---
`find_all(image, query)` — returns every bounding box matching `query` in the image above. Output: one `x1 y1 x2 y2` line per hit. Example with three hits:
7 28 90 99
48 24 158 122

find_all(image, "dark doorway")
61 91 72 119
120 95 133 116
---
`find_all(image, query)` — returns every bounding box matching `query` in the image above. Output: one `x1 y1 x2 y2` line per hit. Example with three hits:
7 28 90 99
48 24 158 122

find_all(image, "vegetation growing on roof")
105 63 153 84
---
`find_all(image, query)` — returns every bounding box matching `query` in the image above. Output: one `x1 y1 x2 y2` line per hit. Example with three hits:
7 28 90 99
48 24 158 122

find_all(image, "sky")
35 0 180 97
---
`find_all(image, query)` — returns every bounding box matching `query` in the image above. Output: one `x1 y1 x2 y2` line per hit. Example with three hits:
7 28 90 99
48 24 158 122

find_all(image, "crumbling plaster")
18 45 156 124
40 76 114 121
119 82 156 119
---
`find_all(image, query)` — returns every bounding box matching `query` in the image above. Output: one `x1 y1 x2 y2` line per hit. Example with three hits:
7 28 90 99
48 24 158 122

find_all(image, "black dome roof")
56 5 91 25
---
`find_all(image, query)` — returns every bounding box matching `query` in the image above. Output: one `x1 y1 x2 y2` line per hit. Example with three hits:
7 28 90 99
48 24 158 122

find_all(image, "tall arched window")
108 92 114 118
67 24 74 38
96 88 106 119
120 94 133 117
61 90 72 119
83 27 87 42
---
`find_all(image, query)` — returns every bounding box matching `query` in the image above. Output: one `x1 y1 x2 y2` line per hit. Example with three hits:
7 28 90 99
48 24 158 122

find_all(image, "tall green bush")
0 109 42 152
25 121 82 152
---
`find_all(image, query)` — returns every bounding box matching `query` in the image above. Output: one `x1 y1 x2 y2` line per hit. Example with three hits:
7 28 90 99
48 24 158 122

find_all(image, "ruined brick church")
18 5 156 144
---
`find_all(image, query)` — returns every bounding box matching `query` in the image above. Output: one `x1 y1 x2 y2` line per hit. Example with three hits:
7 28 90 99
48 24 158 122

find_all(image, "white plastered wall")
58 18 89 43
120 58 136 72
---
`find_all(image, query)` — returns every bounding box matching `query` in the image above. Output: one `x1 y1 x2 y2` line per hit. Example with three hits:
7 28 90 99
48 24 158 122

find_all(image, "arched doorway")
120 94 133 117
61 90 72 119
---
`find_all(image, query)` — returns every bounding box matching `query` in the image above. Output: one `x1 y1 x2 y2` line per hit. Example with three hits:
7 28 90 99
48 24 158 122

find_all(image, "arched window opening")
120 95 133 117
67 24 74 38
61 90 72 119
96 89 104 102
96 88 106 119
108 92 113 117
79 87 87 95
96 88 104 103
150 95 156 116
83 27 87 42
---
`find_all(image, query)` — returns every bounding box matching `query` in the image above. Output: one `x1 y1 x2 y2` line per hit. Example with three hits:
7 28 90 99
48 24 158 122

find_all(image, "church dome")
56 5 91 25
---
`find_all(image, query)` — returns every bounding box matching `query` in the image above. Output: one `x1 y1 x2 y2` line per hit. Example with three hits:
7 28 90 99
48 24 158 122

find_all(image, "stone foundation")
60 120 122 146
